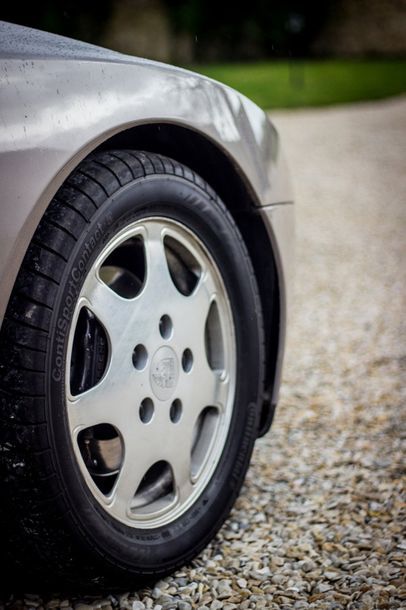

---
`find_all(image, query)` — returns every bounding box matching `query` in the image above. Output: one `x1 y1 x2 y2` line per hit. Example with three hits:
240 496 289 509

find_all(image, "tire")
0 150 264 588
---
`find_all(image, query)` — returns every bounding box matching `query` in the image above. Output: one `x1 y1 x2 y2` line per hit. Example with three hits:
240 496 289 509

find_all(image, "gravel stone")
150 591 161 602
1 96 405 610
299 560 316 573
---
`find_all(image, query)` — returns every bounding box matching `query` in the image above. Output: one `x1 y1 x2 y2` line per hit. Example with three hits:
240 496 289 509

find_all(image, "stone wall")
101 0 406 61
101 0 193 63
312 0 406 56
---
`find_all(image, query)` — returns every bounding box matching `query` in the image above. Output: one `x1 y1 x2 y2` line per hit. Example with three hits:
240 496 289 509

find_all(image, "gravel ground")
2 96 406 609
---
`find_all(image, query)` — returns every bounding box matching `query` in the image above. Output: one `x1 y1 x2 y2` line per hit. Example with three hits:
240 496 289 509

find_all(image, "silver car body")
0 21 294 409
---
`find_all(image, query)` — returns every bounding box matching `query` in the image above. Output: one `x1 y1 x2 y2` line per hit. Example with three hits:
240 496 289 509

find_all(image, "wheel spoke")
208 370 229 411
172 270 221 386
143 222 179 301
189 268 217 327
168 442 194 506
178 364 229 425
67 362 150 434
67 376 118 432
80 269 136 346
111 440 154 520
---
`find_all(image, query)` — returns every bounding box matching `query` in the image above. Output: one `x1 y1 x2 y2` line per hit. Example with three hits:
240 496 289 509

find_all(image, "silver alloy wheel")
66 217 236 528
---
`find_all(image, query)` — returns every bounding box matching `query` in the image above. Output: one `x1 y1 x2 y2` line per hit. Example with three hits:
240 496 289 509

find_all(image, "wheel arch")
1 119 282 436
95 122 281 434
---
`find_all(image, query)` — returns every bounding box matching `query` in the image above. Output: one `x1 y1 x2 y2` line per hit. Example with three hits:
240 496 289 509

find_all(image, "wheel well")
96 123 280 427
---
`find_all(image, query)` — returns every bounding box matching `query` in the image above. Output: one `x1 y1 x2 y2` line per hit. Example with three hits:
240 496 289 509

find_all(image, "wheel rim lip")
65 216 237 529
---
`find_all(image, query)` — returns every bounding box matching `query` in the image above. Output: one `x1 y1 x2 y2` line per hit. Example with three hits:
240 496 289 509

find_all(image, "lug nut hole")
170 399 182 423
132 344 148 370
139 398 154 423
182 348 193 373
159 314 173 340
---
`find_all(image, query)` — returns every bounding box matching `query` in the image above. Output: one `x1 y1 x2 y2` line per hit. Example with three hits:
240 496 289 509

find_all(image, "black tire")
0 150 264 588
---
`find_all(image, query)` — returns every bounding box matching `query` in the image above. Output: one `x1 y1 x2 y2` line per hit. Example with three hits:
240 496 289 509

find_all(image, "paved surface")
3 97 406 608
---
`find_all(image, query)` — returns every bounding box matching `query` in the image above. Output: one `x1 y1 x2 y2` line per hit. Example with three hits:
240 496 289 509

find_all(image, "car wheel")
0 150 264 587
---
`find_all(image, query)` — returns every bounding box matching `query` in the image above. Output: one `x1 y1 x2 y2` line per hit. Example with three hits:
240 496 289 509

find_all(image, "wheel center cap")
150 346 179 401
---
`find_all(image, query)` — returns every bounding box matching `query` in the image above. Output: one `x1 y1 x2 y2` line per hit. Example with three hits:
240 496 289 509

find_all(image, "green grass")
189 60 406 109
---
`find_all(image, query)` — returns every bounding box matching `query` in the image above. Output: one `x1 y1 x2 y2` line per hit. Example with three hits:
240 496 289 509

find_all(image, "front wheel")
0 150 264 587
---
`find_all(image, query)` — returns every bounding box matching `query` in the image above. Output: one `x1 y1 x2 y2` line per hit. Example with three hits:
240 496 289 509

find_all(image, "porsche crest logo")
151 357 176 389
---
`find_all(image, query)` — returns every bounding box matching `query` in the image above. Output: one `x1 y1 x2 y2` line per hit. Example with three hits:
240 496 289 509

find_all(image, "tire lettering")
51 220 108 384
